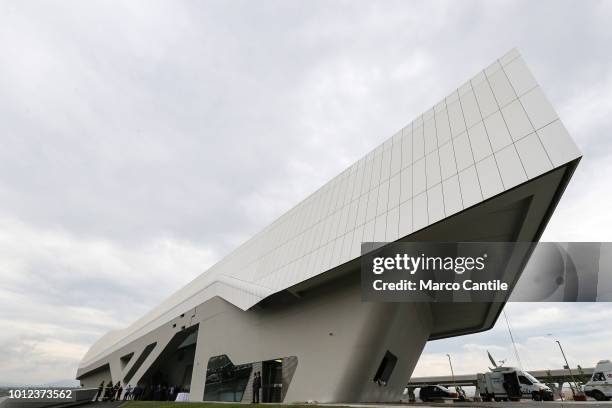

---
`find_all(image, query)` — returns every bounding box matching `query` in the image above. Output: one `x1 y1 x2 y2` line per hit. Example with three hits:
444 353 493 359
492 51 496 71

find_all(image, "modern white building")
76 49 581 403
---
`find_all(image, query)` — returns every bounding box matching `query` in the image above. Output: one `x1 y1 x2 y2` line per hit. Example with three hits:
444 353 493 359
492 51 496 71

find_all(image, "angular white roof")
80 49 581 368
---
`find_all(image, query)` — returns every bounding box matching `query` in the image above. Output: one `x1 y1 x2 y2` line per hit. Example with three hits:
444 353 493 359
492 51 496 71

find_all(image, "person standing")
124 384 132 400
110 382 117 401
257 371 263 402
132 385 141 400
115 382 123 401
252 372 259 403
95 381 104 402
103 381 113 401
168 385 175 401
253 372 262 403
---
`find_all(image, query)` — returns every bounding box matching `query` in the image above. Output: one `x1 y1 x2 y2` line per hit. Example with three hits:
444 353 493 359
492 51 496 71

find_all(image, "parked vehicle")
419 385 457 402
477 351 553 401
477 367 554 401
583 360 612 401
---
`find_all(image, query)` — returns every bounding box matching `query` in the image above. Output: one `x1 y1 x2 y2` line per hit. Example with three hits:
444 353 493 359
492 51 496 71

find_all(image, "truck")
477 367 554 401
583 360 612 401
476 352 554 401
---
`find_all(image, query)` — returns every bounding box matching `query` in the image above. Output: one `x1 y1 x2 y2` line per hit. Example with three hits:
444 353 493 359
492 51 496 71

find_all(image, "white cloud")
0 217 216 384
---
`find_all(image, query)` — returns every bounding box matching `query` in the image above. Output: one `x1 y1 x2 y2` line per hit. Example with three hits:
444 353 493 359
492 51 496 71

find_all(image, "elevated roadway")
408 367 595 388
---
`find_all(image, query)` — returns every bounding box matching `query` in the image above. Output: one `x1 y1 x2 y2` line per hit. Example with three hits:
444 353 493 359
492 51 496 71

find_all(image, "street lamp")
446 353 456 391
555 340 579 398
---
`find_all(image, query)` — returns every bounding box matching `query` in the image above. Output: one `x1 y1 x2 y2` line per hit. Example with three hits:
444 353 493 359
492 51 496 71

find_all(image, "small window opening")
373 350 398 386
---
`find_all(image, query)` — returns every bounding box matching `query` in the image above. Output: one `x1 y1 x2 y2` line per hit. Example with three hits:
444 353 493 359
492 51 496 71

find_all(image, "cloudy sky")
1 0 611 385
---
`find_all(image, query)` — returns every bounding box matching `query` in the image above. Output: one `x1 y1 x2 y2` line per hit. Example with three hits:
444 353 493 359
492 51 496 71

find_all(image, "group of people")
252 371 262 403
147 384 179 401
94 381 123 402
93 372 265 402
94 381 180 402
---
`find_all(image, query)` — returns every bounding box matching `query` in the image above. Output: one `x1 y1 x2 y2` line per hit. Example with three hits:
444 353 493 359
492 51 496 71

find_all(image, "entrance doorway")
138 325 198 398
261 359 282 402
503 372 521 400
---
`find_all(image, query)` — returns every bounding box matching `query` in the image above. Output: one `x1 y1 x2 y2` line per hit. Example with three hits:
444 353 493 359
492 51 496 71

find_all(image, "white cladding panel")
80 49 580 367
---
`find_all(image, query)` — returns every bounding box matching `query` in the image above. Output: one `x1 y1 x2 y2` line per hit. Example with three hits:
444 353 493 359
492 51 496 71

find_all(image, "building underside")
77 158 578 402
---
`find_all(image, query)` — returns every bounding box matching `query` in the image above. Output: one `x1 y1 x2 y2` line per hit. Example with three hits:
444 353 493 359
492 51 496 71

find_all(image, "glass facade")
203 355 253 402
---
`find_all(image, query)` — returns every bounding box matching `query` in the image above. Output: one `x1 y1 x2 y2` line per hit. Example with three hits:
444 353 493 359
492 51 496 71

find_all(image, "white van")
583 360 612 401
477 367 554 401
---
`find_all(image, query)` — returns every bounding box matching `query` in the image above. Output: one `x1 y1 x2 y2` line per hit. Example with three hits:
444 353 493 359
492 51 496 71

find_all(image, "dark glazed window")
592 372 606 381
203 354 252 402
373 350 398 385
119 352 134 370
